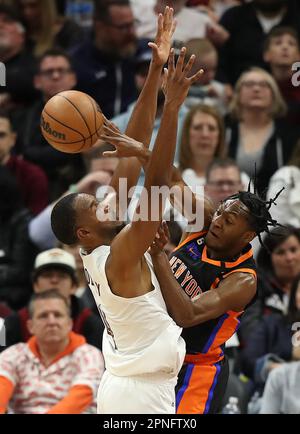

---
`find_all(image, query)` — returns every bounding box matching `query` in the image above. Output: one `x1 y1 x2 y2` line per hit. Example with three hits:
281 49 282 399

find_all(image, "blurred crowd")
0 0 300 414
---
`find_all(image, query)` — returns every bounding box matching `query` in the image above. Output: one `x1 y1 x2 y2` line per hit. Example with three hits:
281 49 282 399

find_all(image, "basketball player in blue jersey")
50 8 204 414
149 187 282 414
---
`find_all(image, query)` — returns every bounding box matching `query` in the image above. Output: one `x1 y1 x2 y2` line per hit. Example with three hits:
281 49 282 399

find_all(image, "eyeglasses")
106 19 139 32
241 80 271 89
207 181 241 188
39 68 72 78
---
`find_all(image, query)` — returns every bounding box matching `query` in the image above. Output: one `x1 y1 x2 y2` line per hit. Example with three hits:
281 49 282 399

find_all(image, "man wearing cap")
3 248 104 351
0 290 104 414
0 4 37 111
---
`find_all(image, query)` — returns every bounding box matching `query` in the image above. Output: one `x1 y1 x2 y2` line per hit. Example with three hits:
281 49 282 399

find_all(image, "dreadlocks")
223 170 284 248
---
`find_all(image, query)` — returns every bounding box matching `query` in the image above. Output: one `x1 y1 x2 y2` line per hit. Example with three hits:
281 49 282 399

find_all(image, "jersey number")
98 305 118 350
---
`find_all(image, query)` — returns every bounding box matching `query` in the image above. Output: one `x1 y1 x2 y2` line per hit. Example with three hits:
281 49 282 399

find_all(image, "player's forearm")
151 252 197 327
144 102 179 190
109 62 162 195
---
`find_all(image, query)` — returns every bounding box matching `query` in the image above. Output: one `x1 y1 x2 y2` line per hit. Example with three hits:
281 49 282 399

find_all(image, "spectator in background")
260 360 300 413
263 26 300 128
185 38 230 114
218 0 300 85
132 0 229 46
112 47 188 165
0 290 104 414
267 139 300 227
204 158 244 208
4 248 104 350
239 226 300 342
29 143 118 251
16 0 85 56
0 111 48 215
0 166 35 310
178 104 225 189
0 4 37 111
70 0 141 119
241 274 300 391
12 48 85 200
226 67 296 193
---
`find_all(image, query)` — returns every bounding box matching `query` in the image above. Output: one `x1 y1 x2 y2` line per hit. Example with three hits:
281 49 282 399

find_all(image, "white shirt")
80 246 185 378
267 166 300 227
131 1 211 42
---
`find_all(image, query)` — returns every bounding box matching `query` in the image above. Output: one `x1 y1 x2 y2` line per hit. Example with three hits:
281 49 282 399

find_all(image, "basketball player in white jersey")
51 8 204 414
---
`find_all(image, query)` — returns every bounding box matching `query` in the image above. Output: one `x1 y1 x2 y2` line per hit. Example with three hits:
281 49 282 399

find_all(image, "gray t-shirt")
260 362 300 414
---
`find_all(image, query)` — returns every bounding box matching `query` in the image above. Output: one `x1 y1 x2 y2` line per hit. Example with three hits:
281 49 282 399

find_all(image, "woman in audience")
227 67 297 192
178 104 226 189
267 139 300 227
239 226 300 342
241 274 300 386
17 0 84 56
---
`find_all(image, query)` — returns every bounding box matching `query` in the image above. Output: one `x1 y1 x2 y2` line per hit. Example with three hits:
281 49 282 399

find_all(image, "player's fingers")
168 48 175 75
164 6 171 30
148 42 158 55
156 12 163 39
162 220 171 240
190 68 204 84
175 47 186 76
102 150 118 158
183 54 196 77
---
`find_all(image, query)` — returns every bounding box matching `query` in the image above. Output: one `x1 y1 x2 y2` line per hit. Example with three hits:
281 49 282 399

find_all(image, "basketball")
40 90 104 153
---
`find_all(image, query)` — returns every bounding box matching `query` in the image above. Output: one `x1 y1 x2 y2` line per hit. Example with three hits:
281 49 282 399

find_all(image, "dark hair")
263 26 299 53
206 157 241 181
257 225 300 271
37 48 74 73
51 193 79 245
287 274 300 324
167 220 182 246
0 4 24 26
28 289 71 318
94 0 130 22
0 166 23 222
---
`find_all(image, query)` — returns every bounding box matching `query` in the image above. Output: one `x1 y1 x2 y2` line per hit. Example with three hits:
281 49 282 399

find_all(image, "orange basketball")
40 90 104 153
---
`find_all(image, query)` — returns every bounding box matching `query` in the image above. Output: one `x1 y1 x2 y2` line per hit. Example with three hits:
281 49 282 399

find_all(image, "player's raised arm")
107 49 203 271
107 6 176 203
149 224 256 327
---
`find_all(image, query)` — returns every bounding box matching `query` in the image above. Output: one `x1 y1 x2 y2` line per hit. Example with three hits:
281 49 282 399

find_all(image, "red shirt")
6 155 49 215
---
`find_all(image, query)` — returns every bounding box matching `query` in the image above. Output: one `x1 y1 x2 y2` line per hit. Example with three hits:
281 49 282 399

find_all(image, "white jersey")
80 246 185 378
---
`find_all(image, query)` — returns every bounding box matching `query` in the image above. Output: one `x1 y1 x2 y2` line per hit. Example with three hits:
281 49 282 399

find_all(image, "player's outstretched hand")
149 221 170 257
100 125 150 163
149 6 176 67
163 47 204 108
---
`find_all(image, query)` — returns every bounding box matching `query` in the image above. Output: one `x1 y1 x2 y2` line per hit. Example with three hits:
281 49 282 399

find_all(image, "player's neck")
207 246 245 262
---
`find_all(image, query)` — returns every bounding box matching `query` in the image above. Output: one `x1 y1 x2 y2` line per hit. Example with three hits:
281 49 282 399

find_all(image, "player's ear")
244 230 256 244
77 227 90 242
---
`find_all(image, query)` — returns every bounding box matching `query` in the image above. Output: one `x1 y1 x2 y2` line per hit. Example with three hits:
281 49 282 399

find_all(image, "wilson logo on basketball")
41 116 66 141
